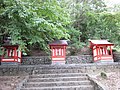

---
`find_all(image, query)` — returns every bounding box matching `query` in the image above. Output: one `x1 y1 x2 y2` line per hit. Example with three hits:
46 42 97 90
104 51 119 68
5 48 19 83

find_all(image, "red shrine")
89 40 114 63
1 45 22 63
49 40 68 64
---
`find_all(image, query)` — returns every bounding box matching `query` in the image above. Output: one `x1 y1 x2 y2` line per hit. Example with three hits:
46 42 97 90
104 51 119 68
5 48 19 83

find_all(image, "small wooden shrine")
0 37 22 65
89 40 114 63
49 40 68 64
1 45 22 63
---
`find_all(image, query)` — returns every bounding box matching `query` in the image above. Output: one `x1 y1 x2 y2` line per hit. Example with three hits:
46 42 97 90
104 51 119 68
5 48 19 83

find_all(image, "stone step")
21 85 94 90
30 73 87 78
33 68 83 74
28 76 88 82
19 66 94 90
23 80 91 88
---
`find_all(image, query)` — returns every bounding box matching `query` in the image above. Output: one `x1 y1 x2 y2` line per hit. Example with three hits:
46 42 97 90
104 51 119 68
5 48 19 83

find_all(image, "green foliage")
85 12 120 47
0 0 120 54
65 0 107 44
0 0 71 53
67 27 85 49
67 0 120 50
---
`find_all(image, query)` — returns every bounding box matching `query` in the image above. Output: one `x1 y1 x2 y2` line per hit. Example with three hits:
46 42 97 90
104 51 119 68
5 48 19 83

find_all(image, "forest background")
0 0 120 55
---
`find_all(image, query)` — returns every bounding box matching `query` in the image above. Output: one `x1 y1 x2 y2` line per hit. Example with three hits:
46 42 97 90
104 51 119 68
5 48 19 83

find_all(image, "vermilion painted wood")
89 40 114 62
49 40 68 64
1 45 22 63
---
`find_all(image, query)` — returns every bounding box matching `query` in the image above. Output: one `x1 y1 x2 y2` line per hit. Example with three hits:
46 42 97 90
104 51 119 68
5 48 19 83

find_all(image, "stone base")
1 62 19 65
52 61 65 64
95 59 114 63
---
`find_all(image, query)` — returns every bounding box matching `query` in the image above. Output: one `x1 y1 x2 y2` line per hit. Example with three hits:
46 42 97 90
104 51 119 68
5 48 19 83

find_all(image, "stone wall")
21 55 93 65
21 56 52 65
1 54 119 65
113 52 120 62
0 62 120 76
21 54 120 65
0 65 34 76
66 55 93 64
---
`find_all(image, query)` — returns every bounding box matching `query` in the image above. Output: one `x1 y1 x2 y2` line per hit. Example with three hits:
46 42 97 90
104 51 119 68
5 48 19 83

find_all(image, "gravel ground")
91 71 120 90
0 76 25 90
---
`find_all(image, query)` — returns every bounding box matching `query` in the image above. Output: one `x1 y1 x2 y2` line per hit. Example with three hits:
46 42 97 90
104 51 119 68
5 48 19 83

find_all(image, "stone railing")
88 75 105 90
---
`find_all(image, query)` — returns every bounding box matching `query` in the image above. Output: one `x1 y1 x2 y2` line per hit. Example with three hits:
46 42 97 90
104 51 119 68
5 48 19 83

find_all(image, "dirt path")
0 76 25 90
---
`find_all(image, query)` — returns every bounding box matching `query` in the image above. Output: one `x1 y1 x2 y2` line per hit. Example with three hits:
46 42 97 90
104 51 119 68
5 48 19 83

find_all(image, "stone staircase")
19 65 95 90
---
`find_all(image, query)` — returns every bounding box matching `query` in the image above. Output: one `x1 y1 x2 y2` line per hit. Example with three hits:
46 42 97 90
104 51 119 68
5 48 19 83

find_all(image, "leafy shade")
69 0 120 47
0 0 71 52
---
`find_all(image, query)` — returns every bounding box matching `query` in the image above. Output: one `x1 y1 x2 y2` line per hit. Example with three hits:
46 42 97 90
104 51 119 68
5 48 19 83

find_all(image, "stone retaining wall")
21 53 120 65
113 52 120 62
0 65 34 76
21 55 93 65
21 56 52 65
0 62 120 76
66 55 93 64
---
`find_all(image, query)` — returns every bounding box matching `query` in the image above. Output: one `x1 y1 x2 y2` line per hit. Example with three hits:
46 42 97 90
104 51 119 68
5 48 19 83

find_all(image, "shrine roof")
2 44 19 49
49 40 68 46
89 40 114 45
